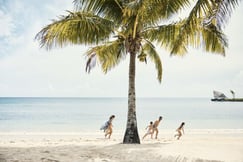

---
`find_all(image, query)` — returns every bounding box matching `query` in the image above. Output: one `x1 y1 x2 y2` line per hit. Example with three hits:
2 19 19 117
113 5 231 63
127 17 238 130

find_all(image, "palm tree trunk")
123 52 140 144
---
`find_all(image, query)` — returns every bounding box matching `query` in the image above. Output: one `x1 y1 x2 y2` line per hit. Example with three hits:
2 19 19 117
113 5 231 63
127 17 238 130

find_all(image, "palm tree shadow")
102 138 174 149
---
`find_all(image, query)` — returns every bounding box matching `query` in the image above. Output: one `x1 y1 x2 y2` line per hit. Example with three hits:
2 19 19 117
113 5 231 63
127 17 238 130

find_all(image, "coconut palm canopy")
36 0 241 143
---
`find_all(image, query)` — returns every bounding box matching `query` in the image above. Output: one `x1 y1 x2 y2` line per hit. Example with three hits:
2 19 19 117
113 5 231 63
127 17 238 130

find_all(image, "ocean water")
0 97 243 132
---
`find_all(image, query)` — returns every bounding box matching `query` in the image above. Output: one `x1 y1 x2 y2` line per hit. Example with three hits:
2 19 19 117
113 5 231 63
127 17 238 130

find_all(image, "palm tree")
35 0 241 144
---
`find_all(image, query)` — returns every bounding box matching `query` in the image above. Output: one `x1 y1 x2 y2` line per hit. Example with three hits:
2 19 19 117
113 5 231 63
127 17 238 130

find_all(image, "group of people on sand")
142 116 163 140
142 116 185 140
100 115 185 140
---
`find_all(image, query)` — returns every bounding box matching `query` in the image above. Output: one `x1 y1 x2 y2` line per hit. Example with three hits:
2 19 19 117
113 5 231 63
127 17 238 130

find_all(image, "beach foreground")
0 130 243 162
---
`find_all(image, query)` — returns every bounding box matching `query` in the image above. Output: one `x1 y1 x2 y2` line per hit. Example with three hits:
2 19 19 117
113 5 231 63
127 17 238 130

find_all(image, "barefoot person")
174 122 185 140
105 120 114 139
152 116 163 139
142 121 154 140
100 115 115 139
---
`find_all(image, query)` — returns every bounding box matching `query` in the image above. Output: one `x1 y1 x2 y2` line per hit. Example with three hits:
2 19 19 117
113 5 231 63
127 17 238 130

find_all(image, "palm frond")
169 0 213 55
141 41 162 83
73 0 123 23
209 0 241 29
168 0 218 55
143 22 183 53
170 18 228 56
35 11 114 49
86 39 127 73
123 0 191 29
169 0 240 55
165 0 191 16
201 23 228 55
73 0 106 13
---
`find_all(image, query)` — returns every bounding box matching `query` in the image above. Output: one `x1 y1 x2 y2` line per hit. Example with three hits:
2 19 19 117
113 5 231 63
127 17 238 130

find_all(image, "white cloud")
0 10 14 37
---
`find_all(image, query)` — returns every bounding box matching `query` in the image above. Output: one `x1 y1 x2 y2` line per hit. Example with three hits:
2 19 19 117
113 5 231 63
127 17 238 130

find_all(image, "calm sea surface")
0 97 243 132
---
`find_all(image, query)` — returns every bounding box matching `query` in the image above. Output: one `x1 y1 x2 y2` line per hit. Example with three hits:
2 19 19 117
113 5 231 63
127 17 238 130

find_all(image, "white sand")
1 129 243 162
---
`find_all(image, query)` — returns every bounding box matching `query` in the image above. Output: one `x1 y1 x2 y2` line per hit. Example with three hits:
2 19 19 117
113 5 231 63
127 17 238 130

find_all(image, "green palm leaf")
140 41 163 83
73 0 123 24
201 23 228 54
86 39 126 73
35 11 114 49
143 22 183 53
209 0 241 29
124 0 191 29
169 0 241 55
169 0 213 55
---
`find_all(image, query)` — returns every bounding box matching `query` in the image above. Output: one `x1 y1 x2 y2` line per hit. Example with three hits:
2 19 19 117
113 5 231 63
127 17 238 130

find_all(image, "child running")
174 122 185 140
142 121 154 140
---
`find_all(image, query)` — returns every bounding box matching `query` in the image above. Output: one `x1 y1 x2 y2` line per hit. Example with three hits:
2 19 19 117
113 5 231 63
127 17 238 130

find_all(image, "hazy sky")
0 1 243 98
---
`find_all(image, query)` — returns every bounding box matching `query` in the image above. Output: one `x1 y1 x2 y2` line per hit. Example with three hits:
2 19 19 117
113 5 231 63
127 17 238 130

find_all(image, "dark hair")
179 122 185 129
109 115 115 120
150 121 153 124
159 116 163 120
178 122 185 129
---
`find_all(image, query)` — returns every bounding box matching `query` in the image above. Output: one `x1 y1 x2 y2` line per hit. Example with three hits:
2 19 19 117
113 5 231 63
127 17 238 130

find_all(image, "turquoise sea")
0 97 243 132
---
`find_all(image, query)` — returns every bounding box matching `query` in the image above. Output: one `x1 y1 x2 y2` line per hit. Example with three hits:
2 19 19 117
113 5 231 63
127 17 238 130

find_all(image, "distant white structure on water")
213 91 227 100
212 90 243 102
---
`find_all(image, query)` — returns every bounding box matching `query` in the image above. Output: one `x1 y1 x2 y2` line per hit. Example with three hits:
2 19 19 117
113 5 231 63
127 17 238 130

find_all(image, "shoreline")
1 129 243 162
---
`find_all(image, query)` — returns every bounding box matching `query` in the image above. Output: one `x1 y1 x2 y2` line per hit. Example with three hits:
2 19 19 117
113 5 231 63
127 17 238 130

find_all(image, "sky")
0 0 243 98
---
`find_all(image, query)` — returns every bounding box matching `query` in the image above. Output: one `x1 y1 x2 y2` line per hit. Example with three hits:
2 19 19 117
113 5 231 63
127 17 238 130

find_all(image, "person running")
100 115 115 138
142 121 154 140
105 120 114 139
152 116 163 139
174 122 185 140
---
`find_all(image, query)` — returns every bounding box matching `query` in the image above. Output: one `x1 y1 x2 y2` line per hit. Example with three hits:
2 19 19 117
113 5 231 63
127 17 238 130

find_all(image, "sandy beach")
1 129 243 162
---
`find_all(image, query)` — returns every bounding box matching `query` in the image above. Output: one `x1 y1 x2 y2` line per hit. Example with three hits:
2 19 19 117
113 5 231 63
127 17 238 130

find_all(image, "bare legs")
142 132 153 140
174 131 182 140
105 128 112 139
154 128 159 139
142 128 159 140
